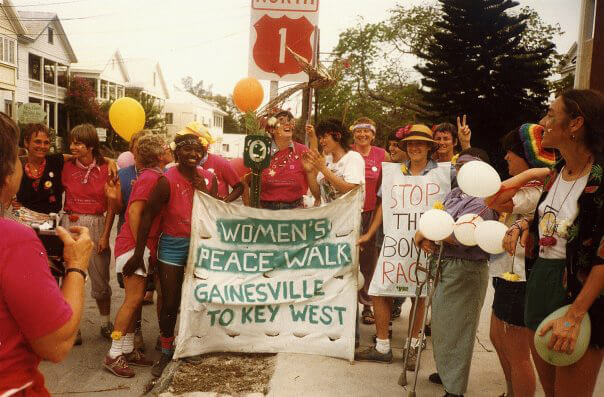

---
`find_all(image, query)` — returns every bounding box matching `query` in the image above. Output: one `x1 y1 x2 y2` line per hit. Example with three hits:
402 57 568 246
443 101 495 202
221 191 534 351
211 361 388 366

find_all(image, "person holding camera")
0 112 93 396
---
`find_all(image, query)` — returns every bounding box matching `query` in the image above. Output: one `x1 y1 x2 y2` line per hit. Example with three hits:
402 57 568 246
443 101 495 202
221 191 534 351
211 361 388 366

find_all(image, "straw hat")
397 124 436 145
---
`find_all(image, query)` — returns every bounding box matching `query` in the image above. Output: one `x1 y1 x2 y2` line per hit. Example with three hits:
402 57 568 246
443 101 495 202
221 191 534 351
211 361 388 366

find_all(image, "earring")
571 134 576 141
547 128 552 132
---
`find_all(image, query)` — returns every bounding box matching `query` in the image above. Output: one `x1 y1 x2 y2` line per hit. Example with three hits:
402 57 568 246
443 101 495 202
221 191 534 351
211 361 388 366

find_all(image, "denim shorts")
492 277 527 327
157 234 191 266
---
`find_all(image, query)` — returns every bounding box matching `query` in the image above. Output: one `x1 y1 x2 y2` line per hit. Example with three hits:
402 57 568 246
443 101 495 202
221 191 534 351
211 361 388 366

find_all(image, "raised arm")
486 167 549 212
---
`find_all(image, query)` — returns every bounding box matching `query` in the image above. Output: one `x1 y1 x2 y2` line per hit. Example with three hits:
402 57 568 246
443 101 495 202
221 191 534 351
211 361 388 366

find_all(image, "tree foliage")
416 0 558 159
64 77 107 128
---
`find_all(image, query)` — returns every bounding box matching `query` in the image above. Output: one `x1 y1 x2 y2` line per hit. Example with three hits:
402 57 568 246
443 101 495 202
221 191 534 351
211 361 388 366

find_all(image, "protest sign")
368 163 451 297
175 188 362 361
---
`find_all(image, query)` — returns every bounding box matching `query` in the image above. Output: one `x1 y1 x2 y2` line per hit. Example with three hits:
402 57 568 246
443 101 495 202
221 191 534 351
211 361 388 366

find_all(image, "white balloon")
457 161 502 198
357 271 365 291
419 209 454 241
474 220 508 254
454 213 484 246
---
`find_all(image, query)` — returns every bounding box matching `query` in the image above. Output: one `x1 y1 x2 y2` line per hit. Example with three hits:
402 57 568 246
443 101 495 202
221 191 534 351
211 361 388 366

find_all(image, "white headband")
351 123 376 133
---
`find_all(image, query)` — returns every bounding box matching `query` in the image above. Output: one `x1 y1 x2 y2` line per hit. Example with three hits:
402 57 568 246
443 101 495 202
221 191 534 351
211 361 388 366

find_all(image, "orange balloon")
233 77 264 112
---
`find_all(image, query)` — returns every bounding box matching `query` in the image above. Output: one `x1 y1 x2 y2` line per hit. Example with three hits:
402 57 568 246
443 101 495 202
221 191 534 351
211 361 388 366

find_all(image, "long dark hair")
560 89 604 155
0 112 20 190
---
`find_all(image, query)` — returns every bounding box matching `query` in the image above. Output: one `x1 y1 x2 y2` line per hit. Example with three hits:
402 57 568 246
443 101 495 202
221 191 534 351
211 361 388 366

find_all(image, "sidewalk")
41 253 604 397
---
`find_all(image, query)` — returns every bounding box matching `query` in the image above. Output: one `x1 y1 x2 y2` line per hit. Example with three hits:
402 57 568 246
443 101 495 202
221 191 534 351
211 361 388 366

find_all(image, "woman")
61 124 117 343
304 118 364 204
125 133 216 378
103 134 166 377
433 116 471 163
387 131 408 163
356 124 445 370
14 124 116 214
503 89 604 397
487 123 555 397
415 148 497 397
351 117 391 324
0 112 93 396
258 110 317 209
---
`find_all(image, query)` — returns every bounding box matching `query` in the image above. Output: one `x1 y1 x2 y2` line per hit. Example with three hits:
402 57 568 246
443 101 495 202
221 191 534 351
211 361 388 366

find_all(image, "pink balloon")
117 151 135 169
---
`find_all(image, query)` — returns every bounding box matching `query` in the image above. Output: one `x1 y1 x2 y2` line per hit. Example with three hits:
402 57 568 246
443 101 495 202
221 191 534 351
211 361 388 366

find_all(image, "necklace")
539 158 591 250
25 158 46 190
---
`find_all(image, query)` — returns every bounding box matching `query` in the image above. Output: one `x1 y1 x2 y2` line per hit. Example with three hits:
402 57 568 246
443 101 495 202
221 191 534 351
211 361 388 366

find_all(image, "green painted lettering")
241 307 253 323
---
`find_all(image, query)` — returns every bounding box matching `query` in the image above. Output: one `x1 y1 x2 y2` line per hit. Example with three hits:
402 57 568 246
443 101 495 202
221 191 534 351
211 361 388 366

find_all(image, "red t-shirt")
353 145 386 212
114 168 163 258
62 160 109 215
201 153 240 199
0 219 73 377
260 142 309 203
162 166 215 238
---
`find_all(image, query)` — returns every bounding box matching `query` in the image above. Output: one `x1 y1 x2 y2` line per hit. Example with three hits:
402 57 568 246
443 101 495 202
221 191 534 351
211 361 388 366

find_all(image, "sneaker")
429 372 443 384
424 324 432 336
403 346 418 371
74 329 82 346
134 328 145 352
151 353 172 377
103 355 135 378
354 345 393 363
125 349 153 367
100 323 114 341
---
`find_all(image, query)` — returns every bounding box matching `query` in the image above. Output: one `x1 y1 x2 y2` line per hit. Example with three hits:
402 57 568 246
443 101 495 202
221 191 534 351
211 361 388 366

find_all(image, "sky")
12 0 580 102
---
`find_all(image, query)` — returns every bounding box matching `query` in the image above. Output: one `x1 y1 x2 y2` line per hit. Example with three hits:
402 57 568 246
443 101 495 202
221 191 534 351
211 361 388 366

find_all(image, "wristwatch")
65 268 87 281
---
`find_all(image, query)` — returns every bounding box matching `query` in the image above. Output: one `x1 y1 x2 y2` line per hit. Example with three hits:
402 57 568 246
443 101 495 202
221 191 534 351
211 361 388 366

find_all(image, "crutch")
399 243 444 397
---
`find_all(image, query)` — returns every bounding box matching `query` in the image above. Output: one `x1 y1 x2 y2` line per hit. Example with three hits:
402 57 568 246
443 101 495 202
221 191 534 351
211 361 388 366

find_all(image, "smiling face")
434 130 456 157
319 132 342 154
69 140 93 160
540 96 579 150
388 139 405 162
353 127 374 147
274 115 295 141
177 141 205 169
25 131 51 161
504 151 529 176
405 140 431 163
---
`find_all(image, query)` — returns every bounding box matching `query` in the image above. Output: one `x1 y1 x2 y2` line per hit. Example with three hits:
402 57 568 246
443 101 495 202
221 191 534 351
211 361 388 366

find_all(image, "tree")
64 77 107 128
416 0 557 159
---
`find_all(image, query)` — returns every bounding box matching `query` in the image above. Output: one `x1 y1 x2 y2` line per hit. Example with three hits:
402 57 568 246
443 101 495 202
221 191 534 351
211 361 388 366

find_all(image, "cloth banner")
368 163 451 297
175 188 363 361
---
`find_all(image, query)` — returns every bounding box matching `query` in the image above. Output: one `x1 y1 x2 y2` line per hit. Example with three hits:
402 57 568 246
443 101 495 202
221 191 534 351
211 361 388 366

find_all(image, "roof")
0 0 27 35
169 85 227 116
559 42 577 74
124 57 170 99
71 48 130 82
17 10 77 63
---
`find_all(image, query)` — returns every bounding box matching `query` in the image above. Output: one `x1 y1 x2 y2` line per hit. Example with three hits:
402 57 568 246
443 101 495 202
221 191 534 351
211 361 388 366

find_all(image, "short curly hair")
316 119 351 150
136 134 165 168
0 112 20 189
21 123 50 145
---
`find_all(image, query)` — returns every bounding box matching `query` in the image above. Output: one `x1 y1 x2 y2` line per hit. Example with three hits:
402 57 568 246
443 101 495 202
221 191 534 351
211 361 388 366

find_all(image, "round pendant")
371 166 378 172
539 212 556 236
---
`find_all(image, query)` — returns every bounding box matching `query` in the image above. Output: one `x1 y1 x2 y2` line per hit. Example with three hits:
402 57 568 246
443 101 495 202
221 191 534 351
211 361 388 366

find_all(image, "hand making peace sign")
457 114 472 150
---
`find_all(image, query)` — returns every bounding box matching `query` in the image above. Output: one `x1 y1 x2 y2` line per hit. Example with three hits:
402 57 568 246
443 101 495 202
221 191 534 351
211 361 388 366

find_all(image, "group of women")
0 88 603 396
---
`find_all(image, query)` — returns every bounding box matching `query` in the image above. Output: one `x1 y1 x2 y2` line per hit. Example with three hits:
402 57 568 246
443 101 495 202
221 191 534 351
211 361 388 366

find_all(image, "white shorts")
115 247 151 278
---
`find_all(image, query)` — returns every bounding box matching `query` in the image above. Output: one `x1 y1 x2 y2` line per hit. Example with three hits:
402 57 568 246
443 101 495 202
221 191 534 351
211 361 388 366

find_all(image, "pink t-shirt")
260 142 309 203
162 166 215 238
202 153 241 199
353 145 386 212
0 219 72 376
114 169 163 258
62 160 109 215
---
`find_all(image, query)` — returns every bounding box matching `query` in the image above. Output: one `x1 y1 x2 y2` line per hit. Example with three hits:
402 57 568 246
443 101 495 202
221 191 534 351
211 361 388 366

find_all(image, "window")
48 28 54 44
100 80 108 99
4 100 13 117
8 40 14 64
57 64 68 88
165 112 173 124
44 61 55 84
28 53 41 80
222 144 230 152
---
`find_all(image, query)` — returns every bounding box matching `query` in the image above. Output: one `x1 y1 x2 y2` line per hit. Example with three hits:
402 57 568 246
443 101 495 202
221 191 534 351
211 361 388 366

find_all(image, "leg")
113 275 146 334
158 261 184 339
555 347 603 397
490 313 514 394
504 325 536 397
373 296 392 340
409 297 425 339
527 330 556 397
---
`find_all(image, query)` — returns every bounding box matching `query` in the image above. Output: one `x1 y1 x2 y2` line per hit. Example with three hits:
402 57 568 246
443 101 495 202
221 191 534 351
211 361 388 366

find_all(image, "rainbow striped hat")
518 123 556 168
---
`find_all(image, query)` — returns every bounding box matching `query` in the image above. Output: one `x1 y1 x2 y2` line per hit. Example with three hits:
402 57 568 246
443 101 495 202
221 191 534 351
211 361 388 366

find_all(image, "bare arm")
28 226 93 362
224 182 244 203
358 201 383 245
127 200 145 242
486 167 549 212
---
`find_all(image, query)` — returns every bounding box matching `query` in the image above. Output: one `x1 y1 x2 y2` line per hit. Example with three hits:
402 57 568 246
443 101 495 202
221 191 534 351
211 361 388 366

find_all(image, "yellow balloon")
109 97 146 141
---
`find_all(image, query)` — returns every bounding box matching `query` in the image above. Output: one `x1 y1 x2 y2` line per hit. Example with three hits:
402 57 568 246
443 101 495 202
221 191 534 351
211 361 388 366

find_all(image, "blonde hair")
136 134 165 168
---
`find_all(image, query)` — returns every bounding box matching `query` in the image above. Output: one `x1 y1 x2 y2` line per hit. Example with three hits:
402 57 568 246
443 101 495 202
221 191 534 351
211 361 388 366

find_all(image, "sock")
375 338 390 354
122 333 135 354
108 338 123 359
101 315 110 326
160 336 175 356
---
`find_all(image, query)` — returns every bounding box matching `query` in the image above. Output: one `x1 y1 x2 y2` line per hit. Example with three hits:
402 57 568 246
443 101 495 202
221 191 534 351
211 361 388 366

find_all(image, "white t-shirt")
537 169 589 259
317 151 365 204
489 185 542 280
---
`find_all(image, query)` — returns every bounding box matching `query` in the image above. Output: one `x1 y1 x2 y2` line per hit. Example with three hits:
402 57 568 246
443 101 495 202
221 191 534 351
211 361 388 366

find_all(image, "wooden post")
575 0 596 89
590 0 603 91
